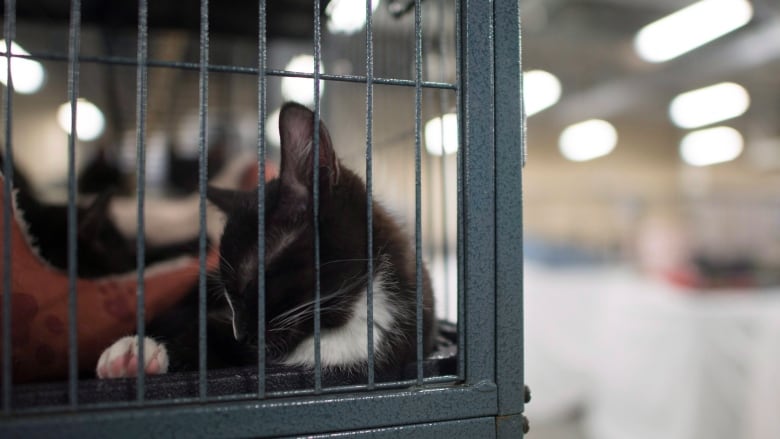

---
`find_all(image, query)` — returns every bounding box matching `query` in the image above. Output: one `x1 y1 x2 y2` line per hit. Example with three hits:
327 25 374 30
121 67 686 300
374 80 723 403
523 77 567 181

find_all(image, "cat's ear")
207 186 250 213
278 102 340 196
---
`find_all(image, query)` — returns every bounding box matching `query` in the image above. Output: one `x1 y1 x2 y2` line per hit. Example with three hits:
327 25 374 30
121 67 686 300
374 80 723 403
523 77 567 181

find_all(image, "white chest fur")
281 269 398 369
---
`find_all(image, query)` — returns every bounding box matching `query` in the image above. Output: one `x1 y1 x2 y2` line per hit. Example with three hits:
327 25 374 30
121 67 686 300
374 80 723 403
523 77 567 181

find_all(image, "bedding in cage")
0 166 457 407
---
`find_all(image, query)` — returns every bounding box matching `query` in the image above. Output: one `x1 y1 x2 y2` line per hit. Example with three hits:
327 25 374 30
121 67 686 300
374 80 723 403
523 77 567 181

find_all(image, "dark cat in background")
4 157 199 278
97 102 436 377
1 154 137 277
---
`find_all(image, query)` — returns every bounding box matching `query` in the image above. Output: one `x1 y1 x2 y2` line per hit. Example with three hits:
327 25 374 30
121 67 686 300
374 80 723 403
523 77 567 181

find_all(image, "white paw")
96 336 169 379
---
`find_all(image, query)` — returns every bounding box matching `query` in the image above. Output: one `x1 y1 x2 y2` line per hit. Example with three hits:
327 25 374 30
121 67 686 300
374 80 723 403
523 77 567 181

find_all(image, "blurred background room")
521 1 780 438
3 0 780 436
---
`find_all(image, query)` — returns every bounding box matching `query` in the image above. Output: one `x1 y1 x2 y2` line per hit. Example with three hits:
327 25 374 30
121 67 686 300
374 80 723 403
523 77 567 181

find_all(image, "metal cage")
0 0 525 436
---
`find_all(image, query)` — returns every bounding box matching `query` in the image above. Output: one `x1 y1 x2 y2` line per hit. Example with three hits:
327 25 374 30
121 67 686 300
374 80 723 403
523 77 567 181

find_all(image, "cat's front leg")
96 336 169 378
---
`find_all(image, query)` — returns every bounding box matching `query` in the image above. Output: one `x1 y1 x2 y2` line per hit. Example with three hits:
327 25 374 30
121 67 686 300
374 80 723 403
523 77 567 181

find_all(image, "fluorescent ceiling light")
559 119 617 162
57 98 106 142
0 40 45 94
680 126 743 166
524 70 562 117
326 0 380 35
669 82 749 129
634 0 753 63
281 55 325 107
424 113 458 156
265 107 281 149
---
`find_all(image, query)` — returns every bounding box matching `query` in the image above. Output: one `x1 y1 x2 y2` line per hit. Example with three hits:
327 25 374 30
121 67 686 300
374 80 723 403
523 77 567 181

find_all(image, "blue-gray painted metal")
496 413 528 439
256 0 268 399
365 0 376 388
0 49 460 90
197 0 209 400
4 374 461 417
0 1 527 437
493 0 525 424
134 0 149 403
66 0 82 409
413 0 424 385
461 0 496 385
285 417 496 438
1 0 15 415
312 0 323 393
0 386 497 437
455 0 465 382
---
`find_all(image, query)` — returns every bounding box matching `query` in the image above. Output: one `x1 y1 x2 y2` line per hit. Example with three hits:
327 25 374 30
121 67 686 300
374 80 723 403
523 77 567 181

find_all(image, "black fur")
146 103 436 375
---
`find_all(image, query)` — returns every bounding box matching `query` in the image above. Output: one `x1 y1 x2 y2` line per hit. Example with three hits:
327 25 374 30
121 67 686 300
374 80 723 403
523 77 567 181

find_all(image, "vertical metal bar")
460 0 496 385
454 0 465 381
494 0 525 419
312 0 323 393
66 0 82 409
135 0 149 404
257 0 267 399
197 0 209 400
2 0 16 415
413 0 424 385
365 0 375 389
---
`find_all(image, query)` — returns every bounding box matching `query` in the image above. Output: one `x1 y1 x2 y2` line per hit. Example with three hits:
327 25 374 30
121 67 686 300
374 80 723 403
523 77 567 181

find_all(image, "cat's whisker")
271 305 349 330
268 289 348 325
270 299 346 328
272 308 322 330
270 270 376 331
217 253 237 276
272 309 319 329
207 311 233 324
319 258 370 267
206 286 227 298
318 247 390 269
205 273 227 289
206 241 237 276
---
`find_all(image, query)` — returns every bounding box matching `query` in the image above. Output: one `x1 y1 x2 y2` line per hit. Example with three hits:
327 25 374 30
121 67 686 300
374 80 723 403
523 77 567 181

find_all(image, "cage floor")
7 322 458 409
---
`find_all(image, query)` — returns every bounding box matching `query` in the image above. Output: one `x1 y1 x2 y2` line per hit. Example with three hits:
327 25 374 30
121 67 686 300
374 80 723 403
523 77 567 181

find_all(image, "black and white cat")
97 102 436 378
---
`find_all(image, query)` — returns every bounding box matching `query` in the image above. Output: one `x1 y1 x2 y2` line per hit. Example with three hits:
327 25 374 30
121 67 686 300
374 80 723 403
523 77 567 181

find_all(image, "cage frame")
0 0 525 436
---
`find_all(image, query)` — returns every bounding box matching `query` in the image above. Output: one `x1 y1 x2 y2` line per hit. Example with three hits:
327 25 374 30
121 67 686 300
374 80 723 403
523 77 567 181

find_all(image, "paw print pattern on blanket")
0 174 218 383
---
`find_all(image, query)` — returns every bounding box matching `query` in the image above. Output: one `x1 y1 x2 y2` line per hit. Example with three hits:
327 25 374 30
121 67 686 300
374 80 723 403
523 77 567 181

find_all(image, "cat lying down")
97 102 436 378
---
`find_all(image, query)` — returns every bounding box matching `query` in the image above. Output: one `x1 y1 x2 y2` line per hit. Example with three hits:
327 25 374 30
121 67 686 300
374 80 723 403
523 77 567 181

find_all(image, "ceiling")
518 0 780 250
3 0 779 171
5 0 325 40
522 0 780 165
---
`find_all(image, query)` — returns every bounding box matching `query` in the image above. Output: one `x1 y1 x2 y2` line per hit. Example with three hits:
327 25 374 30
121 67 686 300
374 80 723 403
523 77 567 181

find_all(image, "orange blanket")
0 181 218 383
